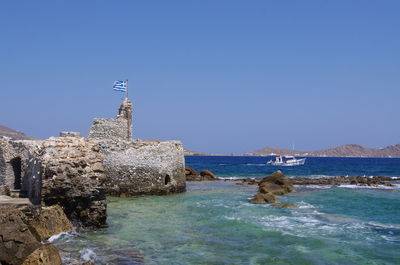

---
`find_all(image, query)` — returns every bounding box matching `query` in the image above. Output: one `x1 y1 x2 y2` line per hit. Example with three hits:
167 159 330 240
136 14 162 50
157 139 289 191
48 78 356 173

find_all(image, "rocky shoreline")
184 164 399 188
184 165 398 188
233 175 398 187
0 198 73 265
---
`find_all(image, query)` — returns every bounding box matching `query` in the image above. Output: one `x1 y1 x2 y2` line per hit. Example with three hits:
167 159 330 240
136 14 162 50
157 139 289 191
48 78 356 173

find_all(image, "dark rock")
235 178 259 186
250 171 293 205
288 175 394 187
250 193 278 204
185 166 200 180
22 243 62 265
258 171 293 195
259 182 287 196
0 208 41 265
0 205 69 265
185 167 218 181
199 169 217 180
21 205 73 241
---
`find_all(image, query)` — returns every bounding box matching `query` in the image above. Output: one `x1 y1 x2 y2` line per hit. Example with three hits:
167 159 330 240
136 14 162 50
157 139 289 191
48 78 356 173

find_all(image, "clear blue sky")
1 0 399 154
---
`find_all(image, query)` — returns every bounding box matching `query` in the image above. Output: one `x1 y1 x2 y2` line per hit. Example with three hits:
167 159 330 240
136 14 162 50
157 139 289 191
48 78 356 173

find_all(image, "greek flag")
113 80 127 92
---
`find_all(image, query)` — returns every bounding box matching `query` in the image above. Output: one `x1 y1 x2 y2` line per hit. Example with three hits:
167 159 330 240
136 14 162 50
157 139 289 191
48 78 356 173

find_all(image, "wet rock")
272 204 298 208
0 208 41 265
185 167 218 181
289 175 394 186
22 205 73 241
250 193 278 204
250 171 293 205
185 166 200 180
199 170 217 180
259 182 288 196
235 178 259 186
22 243 62 265
258 171 293 195
0 204 70 265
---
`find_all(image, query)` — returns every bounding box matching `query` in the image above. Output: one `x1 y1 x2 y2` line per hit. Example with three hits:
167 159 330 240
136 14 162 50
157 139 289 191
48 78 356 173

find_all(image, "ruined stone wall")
0 138 42 193
88 99 133 140
92 139 186 196
59 131 81 138
36 137 107 228
1 136 108 228
0 147 5 186
88 118 130 140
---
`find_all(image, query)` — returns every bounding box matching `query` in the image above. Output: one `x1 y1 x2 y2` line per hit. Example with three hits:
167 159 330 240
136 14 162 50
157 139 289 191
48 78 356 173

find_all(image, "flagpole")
126 79 129 99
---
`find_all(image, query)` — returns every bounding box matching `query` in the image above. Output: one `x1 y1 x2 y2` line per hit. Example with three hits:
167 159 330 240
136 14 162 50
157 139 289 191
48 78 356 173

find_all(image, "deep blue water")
186 156 400 178
55 156 400 264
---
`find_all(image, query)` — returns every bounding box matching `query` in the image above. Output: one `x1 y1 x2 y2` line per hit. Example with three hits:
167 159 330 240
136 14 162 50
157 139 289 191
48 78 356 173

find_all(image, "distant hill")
0 125 37 140
246 144 400 158
246 146 303 156
184 149 212 156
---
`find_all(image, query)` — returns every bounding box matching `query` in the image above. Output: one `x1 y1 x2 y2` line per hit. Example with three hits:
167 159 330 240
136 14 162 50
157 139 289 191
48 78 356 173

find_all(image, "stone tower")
88 98 133 140
117 98 133 139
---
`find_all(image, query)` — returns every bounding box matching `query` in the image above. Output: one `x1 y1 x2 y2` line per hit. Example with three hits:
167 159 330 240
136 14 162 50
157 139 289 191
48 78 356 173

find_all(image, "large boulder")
22 243 62 265
258 170 293 195
21 205 73 241
250 171 294 204
0 204 68 265
200 170 217 180
0 208 41 265
250 193 278 204
185 167 218 181
185 166 200 180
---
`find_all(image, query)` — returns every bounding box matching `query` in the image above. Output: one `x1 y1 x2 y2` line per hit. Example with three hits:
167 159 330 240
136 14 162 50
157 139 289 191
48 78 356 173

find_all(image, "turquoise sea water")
54 156 400 264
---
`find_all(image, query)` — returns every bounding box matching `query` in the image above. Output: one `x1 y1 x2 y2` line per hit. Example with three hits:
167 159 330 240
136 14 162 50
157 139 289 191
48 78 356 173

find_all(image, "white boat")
267 155 306 166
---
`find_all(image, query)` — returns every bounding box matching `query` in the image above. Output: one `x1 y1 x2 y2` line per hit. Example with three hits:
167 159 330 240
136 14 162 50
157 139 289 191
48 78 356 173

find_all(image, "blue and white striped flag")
113 80 128 92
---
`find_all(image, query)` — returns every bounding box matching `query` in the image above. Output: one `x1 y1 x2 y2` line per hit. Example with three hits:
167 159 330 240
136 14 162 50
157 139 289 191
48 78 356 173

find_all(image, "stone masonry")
37 137 107 228
0 97 186 229
88 98 186 196
0 137 107 228
95 139 186 196
0 138 42 195
88 98 133 140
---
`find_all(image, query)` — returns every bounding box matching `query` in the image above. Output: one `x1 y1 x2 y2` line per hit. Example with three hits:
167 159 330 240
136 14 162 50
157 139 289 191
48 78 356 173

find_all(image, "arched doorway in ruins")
10 157 22 190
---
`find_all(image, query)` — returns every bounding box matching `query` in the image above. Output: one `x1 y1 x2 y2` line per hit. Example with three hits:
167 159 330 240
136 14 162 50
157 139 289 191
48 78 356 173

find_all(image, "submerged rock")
272 204 298 208
250 193 278 204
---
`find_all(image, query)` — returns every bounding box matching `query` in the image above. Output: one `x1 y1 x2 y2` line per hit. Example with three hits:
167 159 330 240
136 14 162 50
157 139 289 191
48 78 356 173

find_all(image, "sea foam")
80 248 98 262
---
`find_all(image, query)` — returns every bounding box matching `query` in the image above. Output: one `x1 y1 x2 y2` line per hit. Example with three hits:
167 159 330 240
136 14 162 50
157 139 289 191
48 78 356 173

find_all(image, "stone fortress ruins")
0 98 186 228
